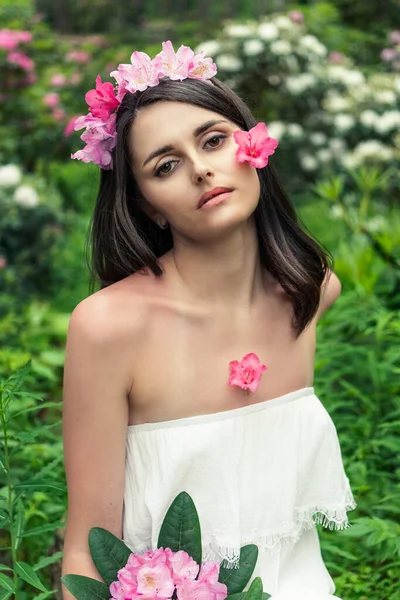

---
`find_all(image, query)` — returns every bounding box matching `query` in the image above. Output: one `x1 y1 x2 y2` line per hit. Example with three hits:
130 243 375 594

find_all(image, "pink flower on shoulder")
154 40 193 80
85 75 120 120
233 122 279 169
228 352 268 393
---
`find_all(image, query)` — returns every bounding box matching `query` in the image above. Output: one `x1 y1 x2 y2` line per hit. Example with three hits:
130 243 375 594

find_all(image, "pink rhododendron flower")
228 352 268 393
43 92 59 107
389 30 400 44
288 10 304 24
168 550 199 581
85 75 120 120
329 51 346 64
188 50 217 79
154 40 193 80
124 50 160 92
64 115 80 137
66 50 90 63
136 563 174 598
0 30 19 50
7 51 35 71
381 48 397 61
52 108 66 121
0 256 7 269
69 72 82 85
234 122 279 169
51 73 67 87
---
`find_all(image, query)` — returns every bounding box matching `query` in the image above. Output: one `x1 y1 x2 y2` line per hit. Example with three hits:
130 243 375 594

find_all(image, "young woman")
61 42 355 600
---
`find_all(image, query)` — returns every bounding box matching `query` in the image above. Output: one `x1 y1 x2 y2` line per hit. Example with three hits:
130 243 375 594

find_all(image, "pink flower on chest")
233 122 279 168
228 352 268 393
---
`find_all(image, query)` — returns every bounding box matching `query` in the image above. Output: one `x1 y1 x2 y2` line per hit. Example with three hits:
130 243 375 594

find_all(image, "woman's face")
129 101 260 241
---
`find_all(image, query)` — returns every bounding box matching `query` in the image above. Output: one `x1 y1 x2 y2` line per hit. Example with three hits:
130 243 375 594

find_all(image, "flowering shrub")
195 11 400 193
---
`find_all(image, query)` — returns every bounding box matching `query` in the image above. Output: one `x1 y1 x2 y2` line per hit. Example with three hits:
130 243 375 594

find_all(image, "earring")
156 217 168 229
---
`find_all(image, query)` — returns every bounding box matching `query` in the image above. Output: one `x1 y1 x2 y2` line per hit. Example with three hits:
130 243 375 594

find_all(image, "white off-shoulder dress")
122 387 356 599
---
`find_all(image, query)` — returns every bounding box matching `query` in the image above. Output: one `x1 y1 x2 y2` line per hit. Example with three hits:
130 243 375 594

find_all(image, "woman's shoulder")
317 269 342 319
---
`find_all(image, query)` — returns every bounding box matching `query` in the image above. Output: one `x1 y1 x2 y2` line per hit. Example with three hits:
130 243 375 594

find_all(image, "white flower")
298 35 327 57
360 110 379 128
329 138 346 155
274 16 293 30
286 123 304 139
258 22 279 41
340 153 361 169
334 114 356 132
300 154 318 171
286 73 317 94
243 39 264 56
267 121 286 139
330 205 344 219
270 40 292 55
224 24 253 38
310 132 327 146
374 110 400 134
13 185 39 208
0 164 22 187
355 140 393 160
268 74 281 86
374 89 396 104
323 94 351 113
216 54 242 71
327 65 365 86
195 40 221 56
316 148 333 163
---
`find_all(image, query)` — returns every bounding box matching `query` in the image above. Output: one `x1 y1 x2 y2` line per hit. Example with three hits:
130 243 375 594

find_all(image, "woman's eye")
155 160 178 178
205 134 227 148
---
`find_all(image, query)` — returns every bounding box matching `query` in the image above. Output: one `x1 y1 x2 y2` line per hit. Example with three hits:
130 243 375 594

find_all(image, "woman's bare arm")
61 295 136 600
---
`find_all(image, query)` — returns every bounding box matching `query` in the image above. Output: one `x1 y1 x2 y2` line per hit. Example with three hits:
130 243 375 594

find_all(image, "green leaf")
14 479 67 494
88 528 133 586
157 491 202 566
12 498 26 551
14 562 48 593
0 589 13 600
60 574 110 600
0 449 6 472
33 551 64 571
219 545 258 593
0 574 14 593
31 591 57 600
9 401 62 421
244 577 264 600
22 519 66 538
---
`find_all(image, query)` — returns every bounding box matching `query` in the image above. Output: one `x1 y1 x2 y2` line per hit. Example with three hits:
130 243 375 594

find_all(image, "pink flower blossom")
0 30 19 50
71 113 117 169
168 550 199 582
66 50 90 64
52 108 66 121
389 30 400 44
51 73 67 87
188 50 217 79
228 352 268 393
288 10 304 24
233 122 279 169
7 51 35 71
43 92 59 107
329 51 346 64
153 40 193 80
69 73 82 85
85 75 120 119
0 256 7 269
64 115 80 137
381 48 398 61
136 563 174 598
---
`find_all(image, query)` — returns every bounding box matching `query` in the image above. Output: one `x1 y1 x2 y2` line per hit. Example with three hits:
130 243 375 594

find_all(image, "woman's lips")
199 190 232 209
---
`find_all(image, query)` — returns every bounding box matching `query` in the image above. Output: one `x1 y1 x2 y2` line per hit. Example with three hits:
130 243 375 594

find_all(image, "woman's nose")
191 157 214 184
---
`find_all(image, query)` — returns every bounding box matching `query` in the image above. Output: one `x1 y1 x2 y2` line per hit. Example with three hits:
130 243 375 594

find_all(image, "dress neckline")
127 386 315 432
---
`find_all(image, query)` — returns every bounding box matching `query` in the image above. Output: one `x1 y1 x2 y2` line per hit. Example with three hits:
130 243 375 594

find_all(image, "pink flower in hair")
234 122 279 169
228 352 268 393
188 50 217 79
85 75 120 120
154 40 193 80
71 113 117 169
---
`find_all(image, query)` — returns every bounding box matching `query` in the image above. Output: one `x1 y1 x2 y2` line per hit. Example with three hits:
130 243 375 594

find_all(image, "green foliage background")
0 1 399 599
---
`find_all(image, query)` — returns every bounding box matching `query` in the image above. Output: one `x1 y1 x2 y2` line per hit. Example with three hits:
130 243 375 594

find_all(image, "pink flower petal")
233 122 279 169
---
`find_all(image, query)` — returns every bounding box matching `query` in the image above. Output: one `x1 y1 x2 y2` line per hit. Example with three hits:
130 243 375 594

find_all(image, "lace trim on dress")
125 493 357 569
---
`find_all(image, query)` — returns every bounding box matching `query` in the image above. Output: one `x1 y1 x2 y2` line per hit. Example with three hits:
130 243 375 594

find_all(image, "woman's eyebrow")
142 119 229 167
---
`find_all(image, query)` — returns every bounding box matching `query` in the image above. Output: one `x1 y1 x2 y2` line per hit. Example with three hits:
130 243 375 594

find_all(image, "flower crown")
71 41 217 170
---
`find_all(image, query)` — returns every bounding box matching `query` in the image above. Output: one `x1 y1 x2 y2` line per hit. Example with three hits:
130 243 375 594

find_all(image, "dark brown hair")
86 76 333 338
